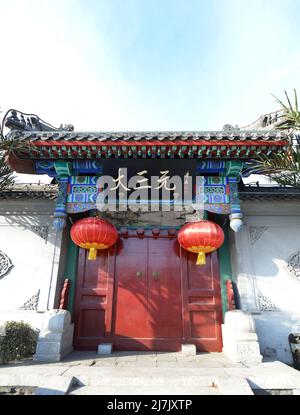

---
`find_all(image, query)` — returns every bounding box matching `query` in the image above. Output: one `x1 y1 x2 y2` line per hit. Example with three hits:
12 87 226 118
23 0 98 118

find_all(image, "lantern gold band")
79 242 108 250
187 245 215 254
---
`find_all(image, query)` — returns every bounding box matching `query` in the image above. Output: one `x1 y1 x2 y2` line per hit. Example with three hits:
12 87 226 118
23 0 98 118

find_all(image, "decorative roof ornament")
222 124 240 131
239 110 285 131
3 109 74 134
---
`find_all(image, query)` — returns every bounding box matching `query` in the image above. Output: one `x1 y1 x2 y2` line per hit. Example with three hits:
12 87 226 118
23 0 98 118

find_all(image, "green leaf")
285 90 293 111
272 94 289 111
294 89 299 112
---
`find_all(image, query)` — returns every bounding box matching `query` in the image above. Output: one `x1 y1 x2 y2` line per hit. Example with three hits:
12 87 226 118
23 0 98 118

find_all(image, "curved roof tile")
7 130 288 142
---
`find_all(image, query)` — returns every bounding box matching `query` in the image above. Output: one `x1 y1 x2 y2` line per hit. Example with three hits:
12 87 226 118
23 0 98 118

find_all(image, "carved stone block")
222 310 263 364
33 309 74 362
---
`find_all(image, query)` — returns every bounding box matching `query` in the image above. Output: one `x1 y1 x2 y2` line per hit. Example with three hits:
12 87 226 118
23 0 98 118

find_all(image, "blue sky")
1 0 300 132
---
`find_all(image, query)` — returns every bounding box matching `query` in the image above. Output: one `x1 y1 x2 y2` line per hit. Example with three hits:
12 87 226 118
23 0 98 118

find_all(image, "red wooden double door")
74 230 223 352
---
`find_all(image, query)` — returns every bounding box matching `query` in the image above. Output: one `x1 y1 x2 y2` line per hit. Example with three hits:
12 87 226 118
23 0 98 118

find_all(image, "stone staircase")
64 352 255 395
64 353 300 395
2 352 300 395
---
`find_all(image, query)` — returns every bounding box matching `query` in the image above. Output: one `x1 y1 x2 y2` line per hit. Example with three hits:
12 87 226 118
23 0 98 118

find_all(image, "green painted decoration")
64 234 79 316
54 160 73 178
216 220 234 319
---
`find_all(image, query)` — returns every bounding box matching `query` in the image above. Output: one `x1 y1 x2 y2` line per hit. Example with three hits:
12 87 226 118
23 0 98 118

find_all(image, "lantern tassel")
196 252 206 265
88 247 97 260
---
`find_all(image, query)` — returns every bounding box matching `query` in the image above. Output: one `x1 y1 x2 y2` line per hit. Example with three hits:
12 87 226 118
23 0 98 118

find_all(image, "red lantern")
178 220 224 265
71 217 118 260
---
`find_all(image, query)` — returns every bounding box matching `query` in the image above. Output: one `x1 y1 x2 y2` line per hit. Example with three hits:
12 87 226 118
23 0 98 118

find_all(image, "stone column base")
222 310 262 364
33 309 74 363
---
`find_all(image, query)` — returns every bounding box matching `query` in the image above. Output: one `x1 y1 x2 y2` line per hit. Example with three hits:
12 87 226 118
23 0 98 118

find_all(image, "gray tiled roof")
8 130 288 142
239 185 300 200
0 184 58 200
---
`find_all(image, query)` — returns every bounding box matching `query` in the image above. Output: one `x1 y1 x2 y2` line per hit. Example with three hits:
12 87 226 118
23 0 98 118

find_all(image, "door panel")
113 237 150 343
181 250 223 351
80 309 106 337
113 236 182 351
190 311 218 338
73 246 115 350
148 238 182 339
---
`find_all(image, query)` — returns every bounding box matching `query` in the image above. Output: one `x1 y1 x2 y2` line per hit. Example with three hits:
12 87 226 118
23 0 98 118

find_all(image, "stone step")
64 365 255 394
73 375 218 387
69 385 221 395
66 366 221 387
0 373 74 395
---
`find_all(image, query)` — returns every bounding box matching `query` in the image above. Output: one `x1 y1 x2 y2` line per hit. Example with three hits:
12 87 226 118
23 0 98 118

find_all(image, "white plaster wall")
0 200 63 313
0 311 45 333
230 200 300 364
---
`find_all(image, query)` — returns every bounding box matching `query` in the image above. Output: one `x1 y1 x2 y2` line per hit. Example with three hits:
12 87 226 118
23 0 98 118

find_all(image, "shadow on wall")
253 311 300 365
3 214 53 243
